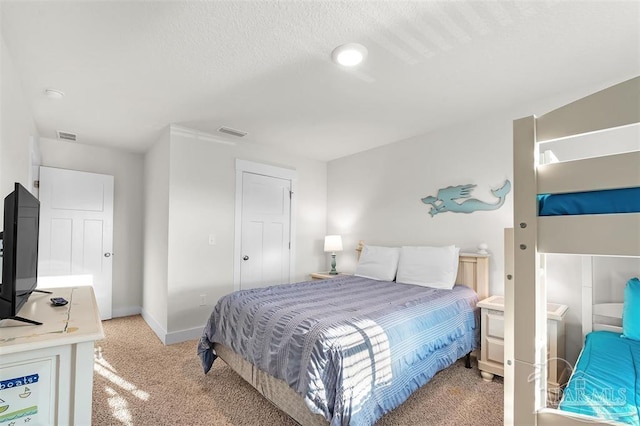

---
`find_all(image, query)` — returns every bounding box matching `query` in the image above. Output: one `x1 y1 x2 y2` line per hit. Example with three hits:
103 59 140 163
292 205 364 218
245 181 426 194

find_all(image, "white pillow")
396 245 460 289
354 245 401 281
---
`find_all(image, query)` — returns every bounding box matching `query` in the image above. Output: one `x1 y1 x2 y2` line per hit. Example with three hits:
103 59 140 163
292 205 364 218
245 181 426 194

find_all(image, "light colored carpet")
92 315 503 425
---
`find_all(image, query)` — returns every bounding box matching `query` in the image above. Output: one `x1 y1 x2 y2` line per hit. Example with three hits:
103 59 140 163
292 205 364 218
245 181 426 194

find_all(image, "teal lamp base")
329 253 338 275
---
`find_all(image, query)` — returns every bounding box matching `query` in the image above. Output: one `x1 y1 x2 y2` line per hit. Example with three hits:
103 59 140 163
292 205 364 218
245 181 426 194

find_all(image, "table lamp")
324 235 343 275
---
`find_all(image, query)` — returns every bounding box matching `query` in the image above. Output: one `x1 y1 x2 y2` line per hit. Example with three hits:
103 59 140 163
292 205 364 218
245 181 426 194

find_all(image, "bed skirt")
213 343 328 426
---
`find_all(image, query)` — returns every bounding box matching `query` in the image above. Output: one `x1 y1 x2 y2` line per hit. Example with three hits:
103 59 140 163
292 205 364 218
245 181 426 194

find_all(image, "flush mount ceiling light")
331 43 368 67
45 88 65 99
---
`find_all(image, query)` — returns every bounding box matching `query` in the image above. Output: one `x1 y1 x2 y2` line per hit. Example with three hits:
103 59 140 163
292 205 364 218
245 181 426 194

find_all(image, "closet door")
239 172 291 290
234 160 296 291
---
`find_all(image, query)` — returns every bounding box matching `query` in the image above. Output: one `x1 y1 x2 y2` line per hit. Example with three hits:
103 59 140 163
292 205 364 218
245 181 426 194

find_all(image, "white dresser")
0 286 104 425
477 295 568 392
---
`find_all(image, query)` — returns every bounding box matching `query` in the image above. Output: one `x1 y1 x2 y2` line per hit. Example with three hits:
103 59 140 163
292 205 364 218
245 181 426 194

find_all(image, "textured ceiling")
1 1 639 161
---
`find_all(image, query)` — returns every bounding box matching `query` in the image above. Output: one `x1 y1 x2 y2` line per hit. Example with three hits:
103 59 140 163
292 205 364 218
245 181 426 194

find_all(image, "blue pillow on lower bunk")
622 277 640 341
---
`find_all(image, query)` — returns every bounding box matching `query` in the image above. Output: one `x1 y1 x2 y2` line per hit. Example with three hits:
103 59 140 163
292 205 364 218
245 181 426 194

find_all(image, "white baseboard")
139 308 204 345
140 308 168 345
165 326 203 345
112 305 141 318
141 309 204 345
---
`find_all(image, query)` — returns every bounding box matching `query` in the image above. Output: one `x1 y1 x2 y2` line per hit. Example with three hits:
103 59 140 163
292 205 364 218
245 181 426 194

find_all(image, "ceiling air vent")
217 126 248 138
57 131 77 142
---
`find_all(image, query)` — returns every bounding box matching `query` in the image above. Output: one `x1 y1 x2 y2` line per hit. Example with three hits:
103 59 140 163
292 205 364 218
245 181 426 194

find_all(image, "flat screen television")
0 182 49 325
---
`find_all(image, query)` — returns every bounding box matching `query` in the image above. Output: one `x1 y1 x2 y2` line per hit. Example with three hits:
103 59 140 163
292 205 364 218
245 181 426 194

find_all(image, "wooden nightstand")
477 295 568 392
309 272 350 280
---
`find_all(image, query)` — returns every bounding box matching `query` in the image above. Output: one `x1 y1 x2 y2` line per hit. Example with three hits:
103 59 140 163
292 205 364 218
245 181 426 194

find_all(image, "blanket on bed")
559 330 640 425
538 187 640 216
197 276 479 426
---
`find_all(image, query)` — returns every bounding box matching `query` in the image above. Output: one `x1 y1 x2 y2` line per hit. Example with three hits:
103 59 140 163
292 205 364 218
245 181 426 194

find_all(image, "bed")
537 187 640 217
198 241 489 425
558 286 640 425
558 330 639 424
554 273 639 425
509 75 640 425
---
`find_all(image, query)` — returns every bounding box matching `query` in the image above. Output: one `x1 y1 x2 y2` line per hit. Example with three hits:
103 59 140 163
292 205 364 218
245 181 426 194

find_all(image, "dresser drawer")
487 311 504 339
486 337 504 364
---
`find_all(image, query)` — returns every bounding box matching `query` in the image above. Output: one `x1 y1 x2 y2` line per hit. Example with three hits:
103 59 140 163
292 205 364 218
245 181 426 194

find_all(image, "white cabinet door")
37 166 114 319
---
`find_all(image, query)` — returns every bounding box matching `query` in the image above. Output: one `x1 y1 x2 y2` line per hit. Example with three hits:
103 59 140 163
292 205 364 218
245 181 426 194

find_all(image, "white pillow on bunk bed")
622 277 640 341
354 245 401 282
395 245 460 290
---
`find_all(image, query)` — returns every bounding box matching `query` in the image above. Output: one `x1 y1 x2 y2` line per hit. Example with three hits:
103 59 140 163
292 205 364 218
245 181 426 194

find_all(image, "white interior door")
37 166 114 319
234 160 296 291
240 172 291 290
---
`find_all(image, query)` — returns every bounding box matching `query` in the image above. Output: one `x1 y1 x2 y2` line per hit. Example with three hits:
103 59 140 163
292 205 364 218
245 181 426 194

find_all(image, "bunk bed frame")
581 257 623 338
508 76 640 425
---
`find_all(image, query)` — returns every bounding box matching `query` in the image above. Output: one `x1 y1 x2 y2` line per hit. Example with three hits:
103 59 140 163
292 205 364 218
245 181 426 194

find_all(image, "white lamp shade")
324 235 343 252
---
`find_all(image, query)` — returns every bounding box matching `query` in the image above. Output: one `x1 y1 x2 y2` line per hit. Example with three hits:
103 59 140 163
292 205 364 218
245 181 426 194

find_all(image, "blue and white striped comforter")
198 275 479 425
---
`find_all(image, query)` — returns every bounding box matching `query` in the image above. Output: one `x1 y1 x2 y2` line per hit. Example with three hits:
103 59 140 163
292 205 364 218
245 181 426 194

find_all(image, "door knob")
243 255 249 261
104 253 113 257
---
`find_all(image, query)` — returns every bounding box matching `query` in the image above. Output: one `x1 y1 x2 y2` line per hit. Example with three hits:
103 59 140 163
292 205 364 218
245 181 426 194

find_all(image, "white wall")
162 128 327 342
328 114 513 295
0 34 39 213
0 34 39 281
142 131 170 334
592 257 640 306
38 137 145 317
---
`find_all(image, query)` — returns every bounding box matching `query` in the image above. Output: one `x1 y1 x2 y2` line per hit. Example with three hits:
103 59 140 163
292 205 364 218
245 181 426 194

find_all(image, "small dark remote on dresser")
50 297 69 306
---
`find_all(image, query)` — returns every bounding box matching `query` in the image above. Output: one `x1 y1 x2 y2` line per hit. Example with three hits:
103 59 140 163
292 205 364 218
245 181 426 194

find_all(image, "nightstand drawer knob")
243 255 249 261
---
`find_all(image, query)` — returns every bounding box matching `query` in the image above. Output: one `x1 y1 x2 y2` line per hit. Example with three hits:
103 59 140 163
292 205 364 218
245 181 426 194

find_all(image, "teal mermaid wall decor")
421 180 511 217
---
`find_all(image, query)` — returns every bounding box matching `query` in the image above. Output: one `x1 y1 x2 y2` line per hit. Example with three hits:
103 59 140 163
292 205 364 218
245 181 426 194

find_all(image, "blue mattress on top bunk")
559 330 640 424
538 187 640 216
